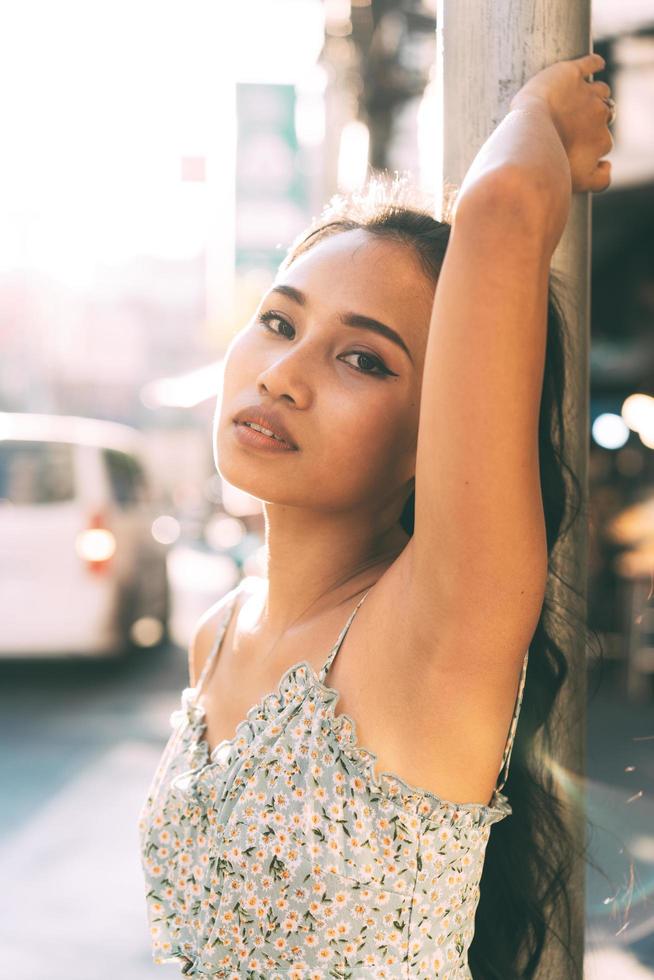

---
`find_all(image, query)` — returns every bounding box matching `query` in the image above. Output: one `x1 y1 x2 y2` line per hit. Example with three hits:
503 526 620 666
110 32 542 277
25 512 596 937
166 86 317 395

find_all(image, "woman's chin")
214 454 282 503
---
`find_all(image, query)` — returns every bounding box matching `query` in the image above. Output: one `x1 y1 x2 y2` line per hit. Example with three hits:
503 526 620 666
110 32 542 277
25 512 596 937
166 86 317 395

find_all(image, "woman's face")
214 228 435 520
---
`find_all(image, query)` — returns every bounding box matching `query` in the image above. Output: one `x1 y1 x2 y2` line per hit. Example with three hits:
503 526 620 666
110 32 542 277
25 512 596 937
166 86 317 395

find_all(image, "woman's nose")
256 350 313 408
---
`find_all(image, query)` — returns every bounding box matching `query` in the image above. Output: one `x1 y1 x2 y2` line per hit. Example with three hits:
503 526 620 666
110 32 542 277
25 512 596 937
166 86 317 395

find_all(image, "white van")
0 412 170 658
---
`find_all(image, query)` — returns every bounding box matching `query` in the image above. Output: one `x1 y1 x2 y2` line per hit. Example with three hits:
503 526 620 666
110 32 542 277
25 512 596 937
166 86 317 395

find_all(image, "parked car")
0 412 170 658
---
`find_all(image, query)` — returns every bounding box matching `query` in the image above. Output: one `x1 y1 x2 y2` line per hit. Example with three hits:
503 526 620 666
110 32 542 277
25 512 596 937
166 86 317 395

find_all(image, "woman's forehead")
287 227 419 277
277 229 433 325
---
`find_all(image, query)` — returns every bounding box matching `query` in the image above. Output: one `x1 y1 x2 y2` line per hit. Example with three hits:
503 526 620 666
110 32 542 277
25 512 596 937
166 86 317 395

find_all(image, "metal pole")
436 2 591 977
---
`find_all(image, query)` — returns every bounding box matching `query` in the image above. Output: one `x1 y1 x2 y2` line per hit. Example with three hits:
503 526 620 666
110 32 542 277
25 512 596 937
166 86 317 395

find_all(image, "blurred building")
0 0 652 629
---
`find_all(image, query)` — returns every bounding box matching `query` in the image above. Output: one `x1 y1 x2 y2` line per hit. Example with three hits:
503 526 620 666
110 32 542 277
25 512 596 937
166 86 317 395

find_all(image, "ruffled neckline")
171 654 513 824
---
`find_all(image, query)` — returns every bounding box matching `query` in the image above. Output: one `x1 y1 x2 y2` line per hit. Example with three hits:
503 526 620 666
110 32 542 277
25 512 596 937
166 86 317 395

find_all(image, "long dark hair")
277 172 595 978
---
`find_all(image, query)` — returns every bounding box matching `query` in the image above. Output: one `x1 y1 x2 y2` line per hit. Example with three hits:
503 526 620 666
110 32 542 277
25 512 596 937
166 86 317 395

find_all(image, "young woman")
139 52 613 979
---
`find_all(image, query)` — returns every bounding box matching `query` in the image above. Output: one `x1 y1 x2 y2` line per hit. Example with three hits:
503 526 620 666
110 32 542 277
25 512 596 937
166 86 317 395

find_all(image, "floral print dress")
138 580 529 979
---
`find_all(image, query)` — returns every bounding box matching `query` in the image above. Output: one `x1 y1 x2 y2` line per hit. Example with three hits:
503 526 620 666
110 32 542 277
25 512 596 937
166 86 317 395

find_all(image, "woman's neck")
256 507 410 636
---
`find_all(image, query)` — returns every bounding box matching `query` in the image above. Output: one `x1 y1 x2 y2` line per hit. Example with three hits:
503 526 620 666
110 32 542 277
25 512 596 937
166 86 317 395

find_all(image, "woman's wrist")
509 94 566 149
509 93 551 116
455 95 572 248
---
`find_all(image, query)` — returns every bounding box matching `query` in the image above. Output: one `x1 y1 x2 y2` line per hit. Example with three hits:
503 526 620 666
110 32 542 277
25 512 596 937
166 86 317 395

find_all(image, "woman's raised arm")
405 53 612 671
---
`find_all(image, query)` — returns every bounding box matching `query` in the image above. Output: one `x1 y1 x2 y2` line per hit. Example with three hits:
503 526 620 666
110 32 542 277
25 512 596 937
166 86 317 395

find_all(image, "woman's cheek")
343 409 395 468
222 332 259 395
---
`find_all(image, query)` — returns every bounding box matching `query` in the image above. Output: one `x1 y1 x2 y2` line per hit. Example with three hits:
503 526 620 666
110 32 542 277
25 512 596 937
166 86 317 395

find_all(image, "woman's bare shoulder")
187 577 256 686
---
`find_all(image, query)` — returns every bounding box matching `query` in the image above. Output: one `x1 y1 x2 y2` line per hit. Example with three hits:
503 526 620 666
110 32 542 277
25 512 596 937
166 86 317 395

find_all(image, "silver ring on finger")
603 96 616 125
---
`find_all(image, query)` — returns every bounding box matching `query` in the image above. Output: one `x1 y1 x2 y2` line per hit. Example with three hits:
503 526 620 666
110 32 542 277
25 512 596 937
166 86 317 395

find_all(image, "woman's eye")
258 311 294 338
257 311 394 378
339 351 392 377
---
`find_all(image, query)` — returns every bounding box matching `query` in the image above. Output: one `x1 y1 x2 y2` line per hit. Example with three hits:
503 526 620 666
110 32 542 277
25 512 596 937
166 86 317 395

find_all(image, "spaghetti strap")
495 647 530 793
194 582 245 697
319 588 372 684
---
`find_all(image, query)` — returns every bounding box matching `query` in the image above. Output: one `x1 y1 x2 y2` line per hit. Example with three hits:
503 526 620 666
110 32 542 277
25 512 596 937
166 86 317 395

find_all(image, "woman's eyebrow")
266 284 413 364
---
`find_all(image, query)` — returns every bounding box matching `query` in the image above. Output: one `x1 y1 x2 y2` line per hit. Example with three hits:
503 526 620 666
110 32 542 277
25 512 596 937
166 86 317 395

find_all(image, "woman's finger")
590 80 612 100
574 52 605 74
591 159 612 193
600 130 614 156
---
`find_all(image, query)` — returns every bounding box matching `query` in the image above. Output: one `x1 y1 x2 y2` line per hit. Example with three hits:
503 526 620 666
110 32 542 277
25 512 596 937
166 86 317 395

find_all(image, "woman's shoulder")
187 577 260 686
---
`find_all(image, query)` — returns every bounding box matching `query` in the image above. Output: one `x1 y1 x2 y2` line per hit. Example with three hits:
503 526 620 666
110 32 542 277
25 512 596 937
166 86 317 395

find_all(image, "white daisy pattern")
138 582 528 978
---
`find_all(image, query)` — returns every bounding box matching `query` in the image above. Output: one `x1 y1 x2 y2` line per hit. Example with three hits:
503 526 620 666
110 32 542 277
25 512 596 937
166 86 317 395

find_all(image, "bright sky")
0 0 323 282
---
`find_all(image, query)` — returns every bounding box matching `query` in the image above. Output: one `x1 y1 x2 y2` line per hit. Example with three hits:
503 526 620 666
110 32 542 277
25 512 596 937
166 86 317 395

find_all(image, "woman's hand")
510 52 614 194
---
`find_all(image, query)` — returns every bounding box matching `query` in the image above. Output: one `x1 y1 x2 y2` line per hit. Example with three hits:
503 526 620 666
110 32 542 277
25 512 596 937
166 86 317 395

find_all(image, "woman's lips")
232 421 298 452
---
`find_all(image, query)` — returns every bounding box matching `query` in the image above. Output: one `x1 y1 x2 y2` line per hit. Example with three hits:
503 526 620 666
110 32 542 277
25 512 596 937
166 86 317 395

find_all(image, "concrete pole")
435 2 591 977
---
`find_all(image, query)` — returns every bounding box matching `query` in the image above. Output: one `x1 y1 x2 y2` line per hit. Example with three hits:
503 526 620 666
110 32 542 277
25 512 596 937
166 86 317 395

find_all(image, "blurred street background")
0 1 653 977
